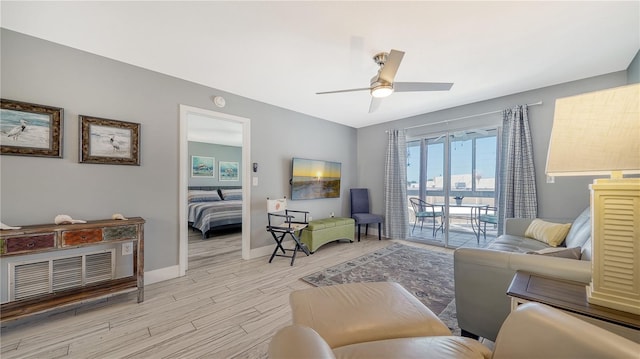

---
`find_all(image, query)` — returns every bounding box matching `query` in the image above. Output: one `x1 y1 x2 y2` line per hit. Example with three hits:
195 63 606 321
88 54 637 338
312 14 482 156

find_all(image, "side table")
507 271 640 343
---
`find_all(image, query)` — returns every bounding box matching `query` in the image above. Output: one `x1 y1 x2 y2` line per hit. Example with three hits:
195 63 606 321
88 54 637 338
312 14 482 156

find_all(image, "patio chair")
409 197 444 236
477 206 498 241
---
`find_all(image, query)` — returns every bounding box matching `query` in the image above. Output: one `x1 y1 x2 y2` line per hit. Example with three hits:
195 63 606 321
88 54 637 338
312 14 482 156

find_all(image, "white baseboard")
144 265 181 285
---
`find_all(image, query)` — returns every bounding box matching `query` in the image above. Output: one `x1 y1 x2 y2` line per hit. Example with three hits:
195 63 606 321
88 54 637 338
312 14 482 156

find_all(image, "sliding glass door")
407 128 500 248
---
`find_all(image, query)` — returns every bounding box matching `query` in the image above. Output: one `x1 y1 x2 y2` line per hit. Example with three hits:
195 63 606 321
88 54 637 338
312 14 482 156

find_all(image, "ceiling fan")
316 49 454 113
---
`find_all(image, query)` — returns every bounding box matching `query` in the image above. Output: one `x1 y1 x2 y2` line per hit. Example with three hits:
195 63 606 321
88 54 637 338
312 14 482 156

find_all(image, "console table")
507 271 640 343
0 217 144 322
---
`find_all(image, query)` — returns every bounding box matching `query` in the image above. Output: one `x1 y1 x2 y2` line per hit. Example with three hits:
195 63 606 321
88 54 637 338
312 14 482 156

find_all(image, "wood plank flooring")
1 231 451 358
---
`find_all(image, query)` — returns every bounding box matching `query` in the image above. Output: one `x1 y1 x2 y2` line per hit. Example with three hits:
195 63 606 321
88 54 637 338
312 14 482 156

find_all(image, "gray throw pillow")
526 247 582 260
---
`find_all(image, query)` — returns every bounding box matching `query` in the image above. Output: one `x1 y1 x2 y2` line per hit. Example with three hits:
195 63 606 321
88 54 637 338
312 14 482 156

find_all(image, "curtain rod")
402 101 543 131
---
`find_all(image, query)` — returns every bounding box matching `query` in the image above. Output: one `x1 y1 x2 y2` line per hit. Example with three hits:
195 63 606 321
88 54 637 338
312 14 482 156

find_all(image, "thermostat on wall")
213 96 226 108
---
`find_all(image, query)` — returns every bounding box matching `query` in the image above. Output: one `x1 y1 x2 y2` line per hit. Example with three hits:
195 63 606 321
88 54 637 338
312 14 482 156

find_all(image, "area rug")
301 242 459 335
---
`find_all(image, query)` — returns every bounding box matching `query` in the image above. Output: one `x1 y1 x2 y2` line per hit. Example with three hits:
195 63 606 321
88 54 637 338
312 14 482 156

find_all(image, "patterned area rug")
301 242 459 335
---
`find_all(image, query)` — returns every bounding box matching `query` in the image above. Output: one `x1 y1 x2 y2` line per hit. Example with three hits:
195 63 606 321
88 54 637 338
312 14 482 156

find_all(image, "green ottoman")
300 217 355 253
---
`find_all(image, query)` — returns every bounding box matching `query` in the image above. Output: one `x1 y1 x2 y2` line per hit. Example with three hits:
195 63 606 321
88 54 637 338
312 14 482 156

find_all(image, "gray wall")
628 50 640 84
0 29 357 272
357 72 629 223
188 142 242 187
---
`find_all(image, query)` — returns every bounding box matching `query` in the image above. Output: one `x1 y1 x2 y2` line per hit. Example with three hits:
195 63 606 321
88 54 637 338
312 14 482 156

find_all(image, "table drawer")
62 229 103 246
5 233 56 254
103 225 137 241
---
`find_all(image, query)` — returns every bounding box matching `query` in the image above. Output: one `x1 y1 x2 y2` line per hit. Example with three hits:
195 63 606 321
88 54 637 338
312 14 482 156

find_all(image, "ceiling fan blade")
316 87 370 95
368 97 383 113
394 82 454 92
378 49 405 83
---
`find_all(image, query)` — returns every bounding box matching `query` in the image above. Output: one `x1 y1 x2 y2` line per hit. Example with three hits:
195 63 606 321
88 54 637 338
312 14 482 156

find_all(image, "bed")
188 186 243 238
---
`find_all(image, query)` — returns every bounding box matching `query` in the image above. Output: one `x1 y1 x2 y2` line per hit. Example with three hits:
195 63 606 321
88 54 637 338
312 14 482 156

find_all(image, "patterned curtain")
498 105 538 234
384 130 409 239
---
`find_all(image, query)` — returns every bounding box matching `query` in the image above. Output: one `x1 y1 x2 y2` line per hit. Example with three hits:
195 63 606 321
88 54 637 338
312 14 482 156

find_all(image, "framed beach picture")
192 156 215 177
79 115 140 165
219 161 239 181
0 99 63 158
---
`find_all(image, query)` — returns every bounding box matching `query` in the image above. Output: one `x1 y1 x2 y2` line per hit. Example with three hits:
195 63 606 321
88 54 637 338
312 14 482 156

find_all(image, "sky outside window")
407 134 497 189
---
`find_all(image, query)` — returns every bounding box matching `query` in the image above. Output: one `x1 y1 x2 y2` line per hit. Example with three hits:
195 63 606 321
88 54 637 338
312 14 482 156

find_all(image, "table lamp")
546 83 640 314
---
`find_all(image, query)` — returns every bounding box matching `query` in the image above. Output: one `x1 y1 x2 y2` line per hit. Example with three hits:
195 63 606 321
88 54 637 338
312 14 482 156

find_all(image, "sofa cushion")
307 218 353 230
525 219 571 247
488 234 551 253
564 207 591 249
527 247 582 260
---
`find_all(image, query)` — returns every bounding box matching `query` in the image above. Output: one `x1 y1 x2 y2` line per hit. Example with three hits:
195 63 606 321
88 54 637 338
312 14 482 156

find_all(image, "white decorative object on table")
0 222 21 230
546 83 640 314
112 213 128 220
54 214 87 225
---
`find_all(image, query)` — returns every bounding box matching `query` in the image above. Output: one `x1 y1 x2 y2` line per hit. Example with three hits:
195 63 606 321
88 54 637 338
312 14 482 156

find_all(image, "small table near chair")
507 271 640 343
429 202 490 242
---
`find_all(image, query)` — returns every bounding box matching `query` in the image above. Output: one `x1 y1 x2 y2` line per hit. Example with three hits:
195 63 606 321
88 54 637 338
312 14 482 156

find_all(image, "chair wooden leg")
377 223 381 240
357 224 361 242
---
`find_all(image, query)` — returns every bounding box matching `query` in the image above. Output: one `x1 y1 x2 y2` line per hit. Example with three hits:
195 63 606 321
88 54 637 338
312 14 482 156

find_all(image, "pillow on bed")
188 190 222 203
220 188 242 201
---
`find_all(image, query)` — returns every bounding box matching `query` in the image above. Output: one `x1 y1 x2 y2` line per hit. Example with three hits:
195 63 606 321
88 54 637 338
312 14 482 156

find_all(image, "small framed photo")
219 161 239 181
80 115 140 165
191 156 215 177
0 98 63 158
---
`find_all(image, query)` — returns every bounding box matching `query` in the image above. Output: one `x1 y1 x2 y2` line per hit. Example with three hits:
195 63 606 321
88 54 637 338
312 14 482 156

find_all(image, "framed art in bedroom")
0 98 63 158
79 115 140 165
191 156 215 177
219 161 239 181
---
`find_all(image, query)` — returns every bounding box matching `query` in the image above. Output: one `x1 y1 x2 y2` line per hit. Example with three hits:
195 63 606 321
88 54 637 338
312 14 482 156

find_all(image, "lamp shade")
546 83 640 177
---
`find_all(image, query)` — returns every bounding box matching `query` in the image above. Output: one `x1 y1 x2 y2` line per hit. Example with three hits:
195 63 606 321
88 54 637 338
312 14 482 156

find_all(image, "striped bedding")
188 199 242 237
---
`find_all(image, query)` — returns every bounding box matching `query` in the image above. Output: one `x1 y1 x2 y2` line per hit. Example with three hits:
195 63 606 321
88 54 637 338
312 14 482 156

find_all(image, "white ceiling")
1 1 639 129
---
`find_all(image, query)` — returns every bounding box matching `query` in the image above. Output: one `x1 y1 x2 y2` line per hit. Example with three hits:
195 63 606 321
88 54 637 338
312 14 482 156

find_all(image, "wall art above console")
0 98 63 158
79 115 140 165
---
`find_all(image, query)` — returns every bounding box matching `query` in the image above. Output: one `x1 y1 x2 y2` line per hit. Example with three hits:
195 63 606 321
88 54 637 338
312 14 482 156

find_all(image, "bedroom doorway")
178 105 251 276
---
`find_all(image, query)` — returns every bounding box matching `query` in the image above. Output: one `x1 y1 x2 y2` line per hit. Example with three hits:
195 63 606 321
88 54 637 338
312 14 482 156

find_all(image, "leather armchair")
269 302 640 359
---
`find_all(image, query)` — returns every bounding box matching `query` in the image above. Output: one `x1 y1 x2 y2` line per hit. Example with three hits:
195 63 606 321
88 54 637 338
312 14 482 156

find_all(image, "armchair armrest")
493 303 640 359
285 209 310 224
269 325 336 359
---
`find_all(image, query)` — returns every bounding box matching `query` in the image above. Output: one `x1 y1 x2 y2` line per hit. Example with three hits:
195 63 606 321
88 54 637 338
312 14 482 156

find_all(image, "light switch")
253 177 258 186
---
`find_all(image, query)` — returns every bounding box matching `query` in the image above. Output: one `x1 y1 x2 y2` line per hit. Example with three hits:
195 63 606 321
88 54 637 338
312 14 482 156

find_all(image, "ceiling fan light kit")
371 84 394 98
316 49 453 112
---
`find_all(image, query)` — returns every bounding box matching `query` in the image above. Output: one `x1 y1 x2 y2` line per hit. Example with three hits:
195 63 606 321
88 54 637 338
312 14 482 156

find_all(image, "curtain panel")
498 105 538 234
384 130 408 239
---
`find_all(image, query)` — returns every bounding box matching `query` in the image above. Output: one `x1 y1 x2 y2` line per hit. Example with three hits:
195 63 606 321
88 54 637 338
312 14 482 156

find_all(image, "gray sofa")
454 207 592 341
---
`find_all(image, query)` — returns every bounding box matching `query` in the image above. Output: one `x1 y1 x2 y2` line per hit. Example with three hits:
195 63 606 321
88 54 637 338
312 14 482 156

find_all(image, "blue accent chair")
350 188 383 241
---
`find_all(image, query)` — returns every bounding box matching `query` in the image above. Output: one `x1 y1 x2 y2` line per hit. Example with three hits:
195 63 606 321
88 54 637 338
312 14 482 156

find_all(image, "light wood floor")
1 231 451 358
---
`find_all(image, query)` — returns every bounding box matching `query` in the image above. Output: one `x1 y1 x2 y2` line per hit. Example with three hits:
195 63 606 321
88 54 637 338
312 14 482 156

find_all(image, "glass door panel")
407 128 499 248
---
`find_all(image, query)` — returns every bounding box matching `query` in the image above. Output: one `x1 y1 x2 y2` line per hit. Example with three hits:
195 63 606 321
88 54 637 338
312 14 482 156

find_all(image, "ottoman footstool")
300 217 355 253
289 282 452 349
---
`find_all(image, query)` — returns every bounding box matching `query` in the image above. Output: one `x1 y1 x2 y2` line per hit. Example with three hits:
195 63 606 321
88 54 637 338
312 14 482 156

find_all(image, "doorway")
407 127 499 248
178 105 251 276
